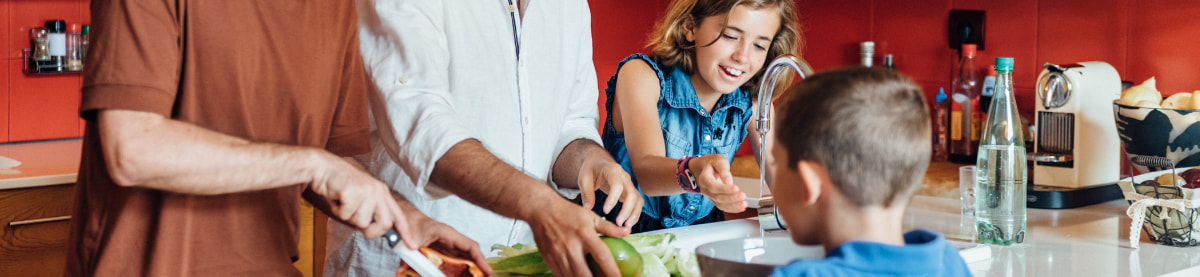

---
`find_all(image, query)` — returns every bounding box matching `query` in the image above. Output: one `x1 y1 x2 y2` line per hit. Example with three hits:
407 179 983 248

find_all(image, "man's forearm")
430 139 564 221
99 109 336 195
551 139 611 189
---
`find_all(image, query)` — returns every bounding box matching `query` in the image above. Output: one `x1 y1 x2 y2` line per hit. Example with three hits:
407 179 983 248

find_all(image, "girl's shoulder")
617 53 667 80
613 53 671 94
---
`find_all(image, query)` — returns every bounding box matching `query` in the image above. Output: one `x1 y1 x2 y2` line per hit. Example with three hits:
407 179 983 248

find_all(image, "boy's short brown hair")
774 67 931 208
646 0 801 96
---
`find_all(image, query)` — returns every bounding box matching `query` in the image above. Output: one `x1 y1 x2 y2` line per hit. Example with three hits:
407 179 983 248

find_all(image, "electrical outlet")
948 10 985 50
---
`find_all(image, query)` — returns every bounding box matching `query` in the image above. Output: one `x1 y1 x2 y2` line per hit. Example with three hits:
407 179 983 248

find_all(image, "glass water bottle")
974 57 1026 245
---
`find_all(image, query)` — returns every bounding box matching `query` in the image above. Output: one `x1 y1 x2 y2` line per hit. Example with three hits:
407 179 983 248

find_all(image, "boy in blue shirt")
766 67 972 276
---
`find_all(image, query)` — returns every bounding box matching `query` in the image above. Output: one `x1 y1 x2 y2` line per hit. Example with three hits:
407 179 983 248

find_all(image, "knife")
384 229 447 277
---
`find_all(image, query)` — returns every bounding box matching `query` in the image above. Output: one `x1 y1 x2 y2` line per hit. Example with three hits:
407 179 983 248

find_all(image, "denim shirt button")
704 135 711 140
688 206 696 211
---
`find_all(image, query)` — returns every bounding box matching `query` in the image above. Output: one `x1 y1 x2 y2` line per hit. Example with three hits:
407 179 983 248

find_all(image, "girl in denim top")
590 0 801 233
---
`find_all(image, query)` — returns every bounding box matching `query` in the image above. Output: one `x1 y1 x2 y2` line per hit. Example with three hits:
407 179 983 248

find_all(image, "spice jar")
66 24 83 71
31 27 50 62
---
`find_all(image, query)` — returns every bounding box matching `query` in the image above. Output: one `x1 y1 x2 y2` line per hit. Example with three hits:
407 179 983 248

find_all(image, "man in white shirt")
325 0 645 276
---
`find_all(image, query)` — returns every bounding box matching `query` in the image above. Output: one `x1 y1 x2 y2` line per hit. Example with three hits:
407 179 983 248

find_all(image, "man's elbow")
104 147 152 188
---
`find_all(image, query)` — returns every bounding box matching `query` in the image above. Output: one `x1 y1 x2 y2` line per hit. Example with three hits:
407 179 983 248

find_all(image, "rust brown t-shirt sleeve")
80 0 182 120
324 16 370 157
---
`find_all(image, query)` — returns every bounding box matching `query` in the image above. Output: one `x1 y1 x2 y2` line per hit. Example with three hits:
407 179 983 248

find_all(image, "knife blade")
384 230 447 277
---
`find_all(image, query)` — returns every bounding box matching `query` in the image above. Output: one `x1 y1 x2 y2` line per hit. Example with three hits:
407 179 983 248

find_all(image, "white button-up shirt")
326 0 600 275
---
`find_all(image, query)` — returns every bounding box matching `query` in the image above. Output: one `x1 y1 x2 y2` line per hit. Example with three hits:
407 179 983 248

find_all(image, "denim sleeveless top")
595 54 752 232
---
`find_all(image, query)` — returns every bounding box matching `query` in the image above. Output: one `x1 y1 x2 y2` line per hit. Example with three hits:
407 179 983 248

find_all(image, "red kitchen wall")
592 0 1200 138
5 0 1200 143
2 0 89 143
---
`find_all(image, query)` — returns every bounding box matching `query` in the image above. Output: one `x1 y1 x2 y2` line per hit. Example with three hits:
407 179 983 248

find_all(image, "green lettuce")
486 233 699 277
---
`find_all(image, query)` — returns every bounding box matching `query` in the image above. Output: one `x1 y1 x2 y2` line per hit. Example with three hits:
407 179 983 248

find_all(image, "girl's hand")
577 156 643 228
689 154 747 213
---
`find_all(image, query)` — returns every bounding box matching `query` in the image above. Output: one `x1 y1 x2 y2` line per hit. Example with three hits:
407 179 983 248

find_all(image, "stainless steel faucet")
755 55 813 232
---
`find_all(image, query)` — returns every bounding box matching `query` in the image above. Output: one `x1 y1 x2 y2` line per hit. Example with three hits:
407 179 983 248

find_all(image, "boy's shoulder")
770 230 971 277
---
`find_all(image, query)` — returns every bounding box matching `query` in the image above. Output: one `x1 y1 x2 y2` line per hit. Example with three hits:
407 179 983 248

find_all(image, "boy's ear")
795 160 827 205
683 16 696 43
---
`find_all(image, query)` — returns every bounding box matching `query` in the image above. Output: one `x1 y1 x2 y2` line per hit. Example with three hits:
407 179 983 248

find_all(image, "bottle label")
951 111 962 140
48 33 66 56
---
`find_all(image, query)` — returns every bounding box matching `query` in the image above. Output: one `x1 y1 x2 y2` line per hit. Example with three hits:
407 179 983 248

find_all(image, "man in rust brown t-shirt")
65 0 488 275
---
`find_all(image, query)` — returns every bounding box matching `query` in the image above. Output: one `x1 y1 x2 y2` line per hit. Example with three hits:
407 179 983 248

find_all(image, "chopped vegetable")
486 233 700 277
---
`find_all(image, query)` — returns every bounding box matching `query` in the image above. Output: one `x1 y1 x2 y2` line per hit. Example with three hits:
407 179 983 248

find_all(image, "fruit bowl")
1113 101 1200 174
1118 169 1200 247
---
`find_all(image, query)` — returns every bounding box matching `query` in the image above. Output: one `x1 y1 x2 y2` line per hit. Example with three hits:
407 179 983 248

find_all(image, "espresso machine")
1028 62 1124 209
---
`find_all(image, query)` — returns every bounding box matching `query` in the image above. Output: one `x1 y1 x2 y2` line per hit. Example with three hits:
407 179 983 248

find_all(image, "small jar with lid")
29 27 51 72
44 20 67 72
66 24 83 71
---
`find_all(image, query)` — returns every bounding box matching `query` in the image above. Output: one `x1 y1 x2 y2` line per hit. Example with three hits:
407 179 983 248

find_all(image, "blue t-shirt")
592 54 753 233
771 230 972 277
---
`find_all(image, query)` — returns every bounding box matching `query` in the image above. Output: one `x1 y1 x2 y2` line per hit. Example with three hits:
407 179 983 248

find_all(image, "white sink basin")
695 236 824 276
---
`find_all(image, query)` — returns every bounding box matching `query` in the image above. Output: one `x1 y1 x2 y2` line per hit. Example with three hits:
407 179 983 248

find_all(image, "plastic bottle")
81 25 90 65
66 24 83 72
975 57 1026 245
981 67 997 113
933 88 950 161
860 41 875 67
948 44 981 163
884 54 895 70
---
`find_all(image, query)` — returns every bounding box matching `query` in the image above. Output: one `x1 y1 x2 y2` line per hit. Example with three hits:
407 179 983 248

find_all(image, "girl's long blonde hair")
647 0 802 97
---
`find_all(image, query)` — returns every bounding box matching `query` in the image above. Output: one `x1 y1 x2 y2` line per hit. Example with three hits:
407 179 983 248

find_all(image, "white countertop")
0 138 82 190
658 195 1200 277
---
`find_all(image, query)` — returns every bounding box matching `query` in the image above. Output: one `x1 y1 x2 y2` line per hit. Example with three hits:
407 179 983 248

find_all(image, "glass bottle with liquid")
974 57 1026 245
949 44 981 163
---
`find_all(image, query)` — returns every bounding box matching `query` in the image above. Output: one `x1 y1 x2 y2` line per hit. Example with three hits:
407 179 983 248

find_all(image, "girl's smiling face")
686 5 781 97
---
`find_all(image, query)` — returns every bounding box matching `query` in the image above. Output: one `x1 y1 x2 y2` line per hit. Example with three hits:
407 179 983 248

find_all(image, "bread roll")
1189 90 1200 110
1120 77 1162 107
1163 92 1193 109
1157 172 1184 187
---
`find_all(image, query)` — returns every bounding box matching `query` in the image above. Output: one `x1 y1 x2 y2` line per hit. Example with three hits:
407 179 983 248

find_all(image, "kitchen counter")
0 139 82 190
665 195 1200 276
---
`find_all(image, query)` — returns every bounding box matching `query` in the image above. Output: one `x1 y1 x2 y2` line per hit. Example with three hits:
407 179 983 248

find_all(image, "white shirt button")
397 77 409 85
523 117 529 125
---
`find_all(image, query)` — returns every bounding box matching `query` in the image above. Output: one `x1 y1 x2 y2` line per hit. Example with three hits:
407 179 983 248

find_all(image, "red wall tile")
953 0 1039 88
79 0 91 25
590 0 664 66
1036 0 1127 79
8 0 83 59
8 60 81 141
1127 1 1200 94
0 56 8 143
2 0 9 62
795 0 873 71
874 0 954 83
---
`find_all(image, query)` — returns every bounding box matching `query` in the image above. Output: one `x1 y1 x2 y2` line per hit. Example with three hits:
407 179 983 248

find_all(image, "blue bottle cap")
995 57 1014 71
936 87 947 102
